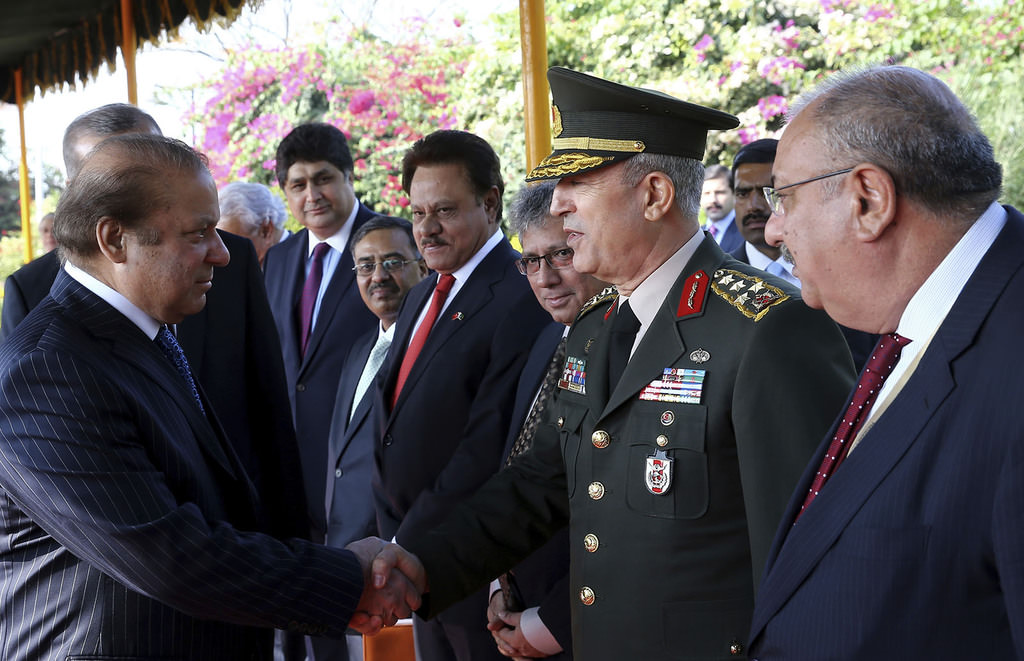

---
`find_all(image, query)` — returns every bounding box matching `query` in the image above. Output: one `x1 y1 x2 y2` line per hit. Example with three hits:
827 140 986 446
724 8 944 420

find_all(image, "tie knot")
866 332 911 376
611 299 640 335
436 273 456 295
311 242 331 261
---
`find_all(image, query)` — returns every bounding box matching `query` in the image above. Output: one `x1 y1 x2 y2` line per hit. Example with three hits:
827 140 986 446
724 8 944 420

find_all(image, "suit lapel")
331 333 375 463
750 207 1024 639
53 272 239 480
389 240 516 416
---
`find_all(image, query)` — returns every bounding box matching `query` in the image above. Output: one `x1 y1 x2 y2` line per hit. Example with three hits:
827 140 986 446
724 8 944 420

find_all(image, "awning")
0 0 249 105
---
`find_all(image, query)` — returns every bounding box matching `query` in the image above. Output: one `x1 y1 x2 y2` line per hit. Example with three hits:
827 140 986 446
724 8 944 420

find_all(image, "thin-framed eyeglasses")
763 168 853 215
352 258 420 276
515 247 574 276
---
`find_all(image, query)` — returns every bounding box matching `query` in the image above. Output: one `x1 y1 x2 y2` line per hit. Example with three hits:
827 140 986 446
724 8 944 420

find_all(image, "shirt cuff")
519 606 563 655
489 579 501 598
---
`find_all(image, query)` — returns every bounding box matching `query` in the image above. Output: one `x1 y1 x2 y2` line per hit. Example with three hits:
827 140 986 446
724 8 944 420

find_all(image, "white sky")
0 0 513 184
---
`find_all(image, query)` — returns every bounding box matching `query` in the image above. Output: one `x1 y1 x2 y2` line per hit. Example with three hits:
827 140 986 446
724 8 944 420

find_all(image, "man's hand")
486 590 548 659
345 537 426 634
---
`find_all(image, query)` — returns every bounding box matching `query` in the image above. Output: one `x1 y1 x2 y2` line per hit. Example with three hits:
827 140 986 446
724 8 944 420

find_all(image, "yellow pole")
519 0 549 173
15 69 33 264
121 0 138 105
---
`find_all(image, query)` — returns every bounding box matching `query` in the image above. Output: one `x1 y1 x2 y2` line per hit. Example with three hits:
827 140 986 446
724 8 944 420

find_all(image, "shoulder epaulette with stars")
710 269 789 321
576 286 618 321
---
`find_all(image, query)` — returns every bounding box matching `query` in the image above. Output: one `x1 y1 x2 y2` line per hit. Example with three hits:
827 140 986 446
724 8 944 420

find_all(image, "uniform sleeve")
404 391 572 618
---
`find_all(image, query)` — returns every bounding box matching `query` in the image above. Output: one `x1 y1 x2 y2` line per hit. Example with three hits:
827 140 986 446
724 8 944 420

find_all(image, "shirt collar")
621 230 704 331
447 227 503 286
897 201 1007 343
305 201 359 256
64 261 162 340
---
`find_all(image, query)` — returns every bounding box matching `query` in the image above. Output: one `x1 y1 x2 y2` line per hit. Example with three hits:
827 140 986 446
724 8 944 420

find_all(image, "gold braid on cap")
552 137 646 153
529 152 615 179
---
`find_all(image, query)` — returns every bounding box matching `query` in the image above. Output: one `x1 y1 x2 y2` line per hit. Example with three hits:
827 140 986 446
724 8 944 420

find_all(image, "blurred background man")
218 181 289 266
701 163 741 252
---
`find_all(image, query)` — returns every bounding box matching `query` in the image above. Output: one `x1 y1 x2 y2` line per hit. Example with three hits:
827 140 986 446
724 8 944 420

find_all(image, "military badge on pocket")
645 448 673 495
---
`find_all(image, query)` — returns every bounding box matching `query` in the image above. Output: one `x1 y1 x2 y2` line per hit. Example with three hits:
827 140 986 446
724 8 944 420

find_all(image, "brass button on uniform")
656 434 669 447
591 430 610 448
579 586 595 605
583 534 599 552
588 482 605 500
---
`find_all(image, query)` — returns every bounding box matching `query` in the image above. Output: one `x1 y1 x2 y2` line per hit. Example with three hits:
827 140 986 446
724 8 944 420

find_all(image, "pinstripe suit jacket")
0 271 365 661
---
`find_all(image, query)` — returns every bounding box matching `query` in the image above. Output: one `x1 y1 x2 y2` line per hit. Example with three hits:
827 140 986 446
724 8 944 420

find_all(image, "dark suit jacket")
717 214 744 253
263 206 379 541
0 271 366 660
0 234 307 540
501 321 572 657
1 248 60 342
728 241 876 372
406 236 856 659
326 328 382 548
375 238 550 542
747 206 1024 660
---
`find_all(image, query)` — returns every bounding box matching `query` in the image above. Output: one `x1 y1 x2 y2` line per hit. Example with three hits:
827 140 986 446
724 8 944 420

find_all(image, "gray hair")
788 65 1002 221
218 182 287 232
508 181 557 237
621 153 705 219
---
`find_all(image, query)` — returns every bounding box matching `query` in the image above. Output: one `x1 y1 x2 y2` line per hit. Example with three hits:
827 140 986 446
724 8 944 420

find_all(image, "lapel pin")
451 312 464 321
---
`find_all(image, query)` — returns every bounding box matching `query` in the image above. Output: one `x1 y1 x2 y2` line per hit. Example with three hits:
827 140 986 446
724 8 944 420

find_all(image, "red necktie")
796 332 911 520
299 242 331 358
391 274 456 407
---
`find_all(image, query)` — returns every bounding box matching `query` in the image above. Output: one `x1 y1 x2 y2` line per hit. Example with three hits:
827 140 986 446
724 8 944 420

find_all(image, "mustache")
742 212 770 226
368 281 400 295
779 243 795 265
419 238 448 249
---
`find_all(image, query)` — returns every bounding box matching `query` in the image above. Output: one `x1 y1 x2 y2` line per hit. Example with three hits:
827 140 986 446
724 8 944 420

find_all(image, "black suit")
500 321 572 658
1 233 307 540
0 271 365 660
728 241 876 372
376 237 550 661
263 205 379 541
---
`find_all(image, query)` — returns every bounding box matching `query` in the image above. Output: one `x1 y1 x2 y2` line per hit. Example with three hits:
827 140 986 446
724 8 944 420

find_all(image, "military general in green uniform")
394 67 857 660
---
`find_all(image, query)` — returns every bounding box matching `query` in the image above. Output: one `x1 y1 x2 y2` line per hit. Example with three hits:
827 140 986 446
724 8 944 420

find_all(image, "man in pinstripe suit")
0 133 423 660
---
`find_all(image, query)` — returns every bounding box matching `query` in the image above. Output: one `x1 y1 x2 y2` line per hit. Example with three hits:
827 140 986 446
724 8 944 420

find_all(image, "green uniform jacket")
407 236 855 660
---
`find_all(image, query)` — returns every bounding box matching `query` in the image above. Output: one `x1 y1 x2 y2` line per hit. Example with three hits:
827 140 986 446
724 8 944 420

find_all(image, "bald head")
788 66 1001 222
63 103 162 181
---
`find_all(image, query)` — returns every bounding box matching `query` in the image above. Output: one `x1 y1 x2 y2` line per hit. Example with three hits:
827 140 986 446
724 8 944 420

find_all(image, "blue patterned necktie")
155 325 205 414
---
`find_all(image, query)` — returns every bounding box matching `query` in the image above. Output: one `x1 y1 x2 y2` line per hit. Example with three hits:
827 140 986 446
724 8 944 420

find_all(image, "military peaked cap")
527 67 740 182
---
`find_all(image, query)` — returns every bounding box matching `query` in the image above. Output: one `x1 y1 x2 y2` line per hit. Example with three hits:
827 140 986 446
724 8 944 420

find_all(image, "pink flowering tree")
186 19 469 217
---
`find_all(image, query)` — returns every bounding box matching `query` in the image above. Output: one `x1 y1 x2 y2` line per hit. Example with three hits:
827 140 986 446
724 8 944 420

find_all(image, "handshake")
345 537 428 635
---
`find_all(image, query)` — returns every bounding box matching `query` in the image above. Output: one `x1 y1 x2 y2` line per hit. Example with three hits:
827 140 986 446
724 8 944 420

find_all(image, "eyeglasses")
515 248 574 276
352 258 419 276
762 168 853 215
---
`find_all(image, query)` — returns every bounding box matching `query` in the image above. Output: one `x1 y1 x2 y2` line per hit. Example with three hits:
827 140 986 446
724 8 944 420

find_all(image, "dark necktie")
796 332 911 520
392 273 456 407
155 325 205 414
299 242 331 358
506 337 568 463
606 299 640 391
